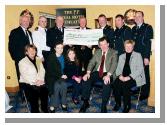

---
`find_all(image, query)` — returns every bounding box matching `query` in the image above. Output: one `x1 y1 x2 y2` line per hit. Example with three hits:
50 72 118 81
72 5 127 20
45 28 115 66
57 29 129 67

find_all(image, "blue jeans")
66 79 82 100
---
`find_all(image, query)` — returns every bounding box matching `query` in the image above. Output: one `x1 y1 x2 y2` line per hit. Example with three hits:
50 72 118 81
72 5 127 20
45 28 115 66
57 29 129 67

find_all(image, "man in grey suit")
79 36 118 113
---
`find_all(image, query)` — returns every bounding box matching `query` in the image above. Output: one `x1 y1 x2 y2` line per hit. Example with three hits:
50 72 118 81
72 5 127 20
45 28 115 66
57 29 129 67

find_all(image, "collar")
80 27 86 30
137 23 143 28
20 26 27 32
38 26 46 31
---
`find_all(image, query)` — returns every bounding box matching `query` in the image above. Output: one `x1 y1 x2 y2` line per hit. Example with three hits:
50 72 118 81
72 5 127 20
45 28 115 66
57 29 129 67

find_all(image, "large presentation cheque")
64 29 103 45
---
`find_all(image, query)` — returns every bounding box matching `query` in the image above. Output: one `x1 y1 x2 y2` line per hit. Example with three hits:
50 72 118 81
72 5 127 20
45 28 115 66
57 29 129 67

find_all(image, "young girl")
45 42 68 112
64 48 82 105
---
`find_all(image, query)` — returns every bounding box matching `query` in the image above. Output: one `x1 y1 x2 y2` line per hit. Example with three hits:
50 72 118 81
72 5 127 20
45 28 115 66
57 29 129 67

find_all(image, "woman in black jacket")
64 48 82 105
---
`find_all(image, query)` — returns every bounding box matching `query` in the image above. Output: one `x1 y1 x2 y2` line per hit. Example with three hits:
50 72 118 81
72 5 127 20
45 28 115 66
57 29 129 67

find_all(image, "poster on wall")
56 8 86 27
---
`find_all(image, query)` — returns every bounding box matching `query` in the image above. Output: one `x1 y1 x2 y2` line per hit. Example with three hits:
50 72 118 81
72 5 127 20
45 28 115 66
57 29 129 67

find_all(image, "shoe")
101 105 107 113
61 104 68 111
79 101 89 113
122 105 131 113
113 104 120 112
72 98 79 105
49 106 55 113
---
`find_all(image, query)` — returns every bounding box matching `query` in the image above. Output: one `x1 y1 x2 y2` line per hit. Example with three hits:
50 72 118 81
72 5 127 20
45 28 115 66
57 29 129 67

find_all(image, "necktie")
25 30 33 44
99 52 105 77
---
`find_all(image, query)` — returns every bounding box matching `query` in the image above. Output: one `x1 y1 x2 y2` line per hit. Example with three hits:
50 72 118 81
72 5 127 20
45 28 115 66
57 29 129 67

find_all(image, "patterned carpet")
6 87 155 113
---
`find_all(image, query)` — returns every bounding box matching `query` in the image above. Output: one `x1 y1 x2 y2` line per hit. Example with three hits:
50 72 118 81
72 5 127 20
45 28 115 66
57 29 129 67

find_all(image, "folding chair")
131 86 142 109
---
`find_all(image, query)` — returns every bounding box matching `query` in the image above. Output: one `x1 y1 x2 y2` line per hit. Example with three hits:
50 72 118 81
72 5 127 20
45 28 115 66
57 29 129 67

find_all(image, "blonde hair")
124 40 135 46
24 44 37 55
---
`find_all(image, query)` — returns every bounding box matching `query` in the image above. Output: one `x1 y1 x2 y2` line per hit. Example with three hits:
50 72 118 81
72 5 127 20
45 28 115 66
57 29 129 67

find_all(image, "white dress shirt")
32 26 50 59
97 50 108 73
21 26 33 44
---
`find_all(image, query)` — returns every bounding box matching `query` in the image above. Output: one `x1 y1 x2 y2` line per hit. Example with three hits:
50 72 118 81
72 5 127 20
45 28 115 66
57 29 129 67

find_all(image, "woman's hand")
74 77 81 83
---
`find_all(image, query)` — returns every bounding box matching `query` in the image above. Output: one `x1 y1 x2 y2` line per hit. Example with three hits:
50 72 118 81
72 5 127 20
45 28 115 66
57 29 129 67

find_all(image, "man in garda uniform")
132 11 153 100
113 14 132 56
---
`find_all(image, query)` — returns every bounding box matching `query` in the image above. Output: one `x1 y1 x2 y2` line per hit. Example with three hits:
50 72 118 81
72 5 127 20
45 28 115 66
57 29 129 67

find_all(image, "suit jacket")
45 53 63 94
132 23 153 59
102 25 114 48
8 26 32 62
116 51 146 87
46 26 65 50
19 56 45 85
87 48 118 76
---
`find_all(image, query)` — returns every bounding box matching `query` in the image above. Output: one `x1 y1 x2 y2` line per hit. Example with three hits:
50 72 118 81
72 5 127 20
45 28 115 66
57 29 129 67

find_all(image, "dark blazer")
132 23 153 59
8 26 32 62
46 26 65 50
113 25 132 56
74 27 92 62
87 48 118 76
45 53 63 94
102 25 114 48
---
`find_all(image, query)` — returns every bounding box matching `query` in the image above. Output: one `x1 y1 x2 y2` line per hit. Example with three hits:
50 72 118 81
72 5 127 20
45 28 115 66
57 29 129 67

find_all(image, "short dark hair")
98 36 109 44
98 14 106 19
54 41 63 48
115 14 124 20
136 11 144 17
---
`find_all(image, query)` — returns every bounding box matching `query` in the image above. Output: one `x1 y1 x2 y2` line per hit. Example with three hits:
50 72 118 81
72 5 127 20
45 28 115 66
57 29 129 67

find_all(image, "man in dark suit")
132 11 153 100
8 15 33 112
9 15 33 81
46 16 65 52
98 14 114 48
113 14 132 56
79 36 118 113
75 17 92 72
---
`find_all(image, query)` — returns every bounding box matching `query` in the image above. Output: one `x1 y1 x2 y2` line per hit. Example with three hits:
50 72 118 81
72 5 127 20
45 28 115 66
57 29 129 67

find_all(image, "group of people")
8 9 153 113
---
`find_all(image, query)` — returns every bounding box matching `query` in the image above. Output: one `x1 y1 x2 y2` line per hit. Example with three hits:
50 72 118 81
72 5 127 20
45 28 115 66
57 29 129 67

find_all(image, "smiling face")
26 47 36 60
54 44 64 56
79 17 87 29
135 12 144 25
68 50 76 61
99 39 109 52
20 16 30 29
124 43 134 53
38 16 47 28
115 17 124 28
56 16 64 28
98 16 107 27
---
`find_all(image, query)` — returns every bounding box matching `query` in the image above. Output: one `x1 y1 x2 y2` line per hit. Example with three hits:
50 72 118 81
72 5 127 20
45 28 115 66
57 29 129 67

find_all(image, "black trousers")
82 71 113 106
140 65 150 100
113 78 136 107
20 83 48 113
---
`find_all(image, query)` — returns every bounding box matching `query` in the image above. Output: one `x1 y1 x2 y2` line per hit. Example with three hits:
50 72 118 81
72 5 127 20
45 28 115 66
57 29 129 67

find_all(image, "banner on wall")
56 8 86 27
64 29 103 45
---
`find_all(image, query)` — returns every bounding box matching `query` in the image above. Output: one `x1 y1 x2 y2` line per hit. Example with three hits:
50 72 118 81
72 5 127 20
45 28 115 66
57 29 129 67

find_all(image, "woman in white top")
19 44 48 113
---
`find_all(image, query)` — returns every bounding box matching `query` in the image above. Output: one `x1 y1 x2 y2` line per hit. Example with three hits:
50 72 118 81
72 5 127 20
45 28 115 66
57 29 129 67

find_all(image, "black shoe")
61 105 68 111
113 104 120 111
79 102 89 113
122 105 131 113
49 107 55 113
101 105 107 113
